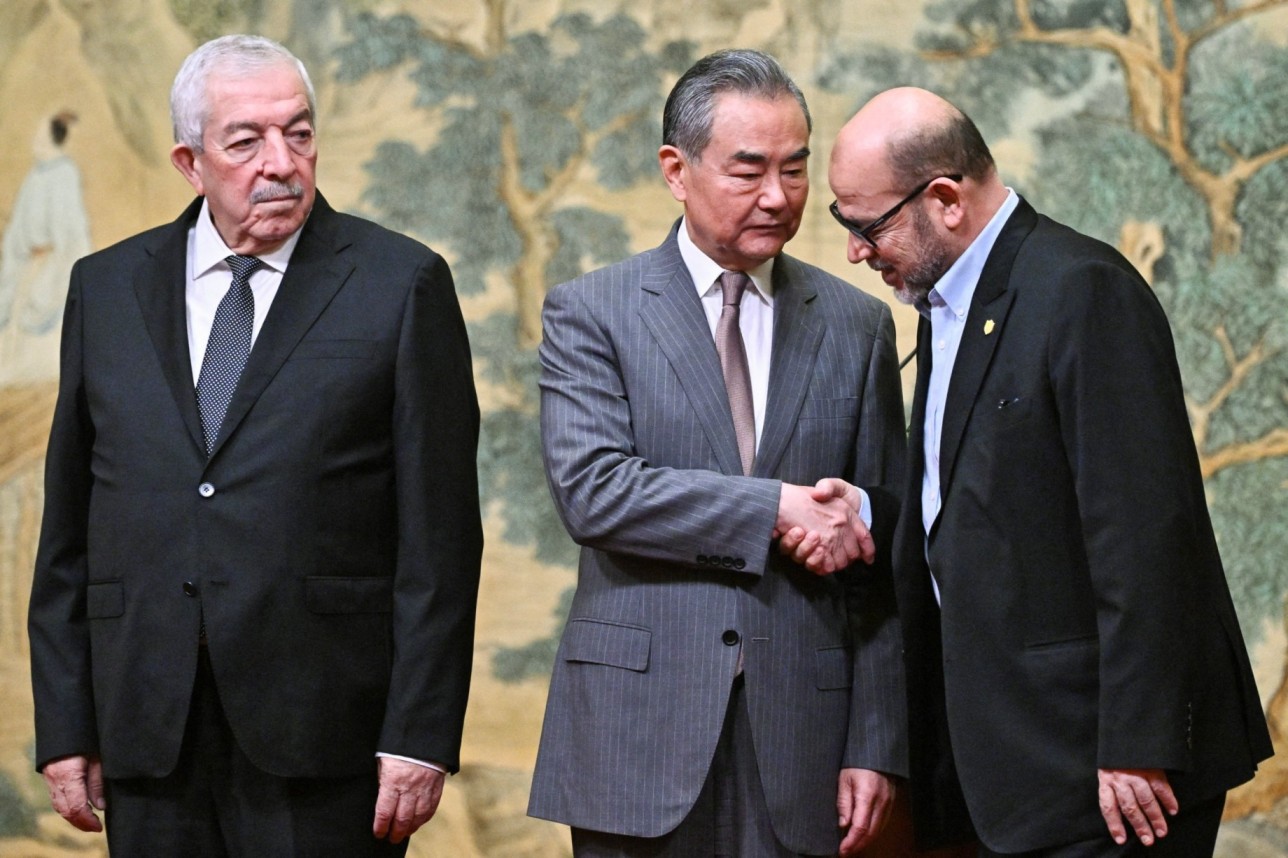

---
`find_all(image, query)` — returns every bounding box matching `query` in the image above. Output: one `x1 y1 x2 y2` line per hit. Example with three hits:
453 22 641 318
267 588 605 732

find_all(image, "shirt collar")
923 189 1019 319
677 217 775 304
193 198 305 279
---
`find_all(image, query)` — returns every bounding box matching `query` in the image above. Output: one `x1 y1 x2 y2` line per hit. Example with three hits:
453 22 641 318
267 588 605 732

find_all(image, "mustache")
249 182 304 204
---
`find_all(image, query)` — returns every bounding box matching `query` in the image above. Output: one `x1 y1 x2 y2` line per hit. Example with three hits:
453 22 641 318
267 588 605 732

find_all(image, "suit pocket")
290 339 377 360
983 393 1033 431
86 581 124 619
305 576 394 614
799 396 859 420
562 618 651 672
815 645 853 690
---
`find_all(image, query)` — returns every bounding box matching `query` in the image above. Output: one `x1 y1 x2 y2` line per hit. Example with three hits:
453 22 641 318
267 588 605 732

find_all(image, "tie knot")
719 271 750 307
226 255 263 284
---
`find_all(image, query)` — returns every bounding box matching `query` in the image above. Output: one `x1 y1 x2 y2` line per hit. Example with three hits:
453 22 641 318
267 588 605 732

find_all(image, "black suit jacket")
895 199 1273 852
28 194 483 780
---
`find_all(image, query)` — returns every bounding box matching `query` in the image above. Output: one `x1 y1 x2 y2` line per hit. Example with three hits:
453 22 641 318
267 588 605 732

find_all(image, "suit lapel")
755 256 822 478
207 194 353 460
936 199 1038 496
637 231 745 477
135 197 207 455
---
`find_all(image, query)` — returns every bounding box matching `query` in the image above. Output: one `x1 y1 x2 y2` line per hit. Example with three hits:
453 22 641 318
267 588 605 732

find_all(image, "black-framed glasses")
830 174 962 248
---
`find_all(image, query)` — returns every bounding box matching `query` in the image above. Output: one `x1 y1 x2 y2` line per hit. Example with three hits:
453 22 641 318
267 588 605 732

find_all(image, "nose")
847 233 874 265
258 129 297 178
758 174 787 212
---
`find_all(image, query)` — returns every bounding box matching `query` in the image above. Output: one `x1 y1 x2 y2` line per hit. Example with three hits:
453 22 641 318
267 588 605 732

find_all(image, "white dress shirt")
921 190 1019 601
184 200 299 382
678 219 774 449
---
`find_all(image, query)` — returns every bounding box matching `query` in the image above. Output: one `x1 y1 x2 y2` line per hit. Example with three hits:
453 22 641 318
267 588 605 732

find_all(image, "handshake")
773 478 871 575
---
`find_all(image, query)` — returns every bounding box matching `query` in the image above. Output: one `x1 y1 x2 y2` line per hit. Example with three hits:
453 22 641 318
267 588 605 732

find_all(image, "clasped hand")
775 479 872 574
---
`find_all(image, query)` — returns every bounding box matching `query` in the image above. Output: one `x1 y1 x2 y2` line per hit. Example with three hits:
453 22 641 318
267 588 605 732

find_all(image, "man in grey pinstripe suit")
527 50 909 857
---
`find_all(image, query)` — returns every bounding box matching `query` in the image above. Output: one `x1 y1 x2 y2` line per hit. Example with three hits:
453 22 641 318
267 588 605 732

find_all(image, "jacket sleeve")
537 281 783 574
377 253 483 772
841 300 909 777
1049 256 1199 770
28 263 99 770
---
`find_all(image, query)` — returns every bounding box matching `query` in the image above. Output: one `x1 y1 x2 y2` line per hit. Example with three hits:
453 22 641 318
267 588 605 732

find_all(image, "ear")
658 144 688 203
170 144 205 196
928 177 964 230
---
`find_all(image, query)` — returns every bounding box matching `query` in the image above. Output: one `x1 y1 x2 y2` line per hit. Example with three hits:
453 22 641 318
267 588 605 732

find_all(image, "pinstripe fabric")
529 224 907 854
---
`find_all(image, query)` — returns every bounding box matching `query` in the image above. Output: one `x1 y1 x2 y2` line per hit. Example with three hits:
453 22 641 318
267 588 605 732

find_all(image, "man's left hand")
837 767 894 856
1098 767 1177 847
372 757 446 843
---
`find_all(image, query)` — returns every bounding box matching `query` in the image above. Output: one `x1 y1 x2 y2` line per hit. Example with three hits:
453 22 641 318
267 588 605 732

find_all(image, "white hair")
170 34 316 152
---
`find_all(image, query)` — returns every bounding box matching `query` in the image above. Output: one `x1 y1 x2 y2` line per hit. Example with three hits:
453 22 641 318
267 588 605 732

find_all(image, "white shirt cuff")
376 752 448 774
857 488 873 529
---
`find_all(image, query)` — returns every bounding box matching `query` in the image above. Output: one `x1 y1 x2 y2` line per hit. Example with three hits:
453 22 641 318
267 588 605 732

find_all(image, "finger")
853 519 876 565
1154 776 1179 816
1112 780 1155 845
390 793 416 843
838 512 861 564
810 478 848 502
1131 779 1167 842
789 530 821 564
805 545 831 575
837 775 854 827
53 783 101 832
1099 779 1128 845
372 784 397 838
87 758 106 811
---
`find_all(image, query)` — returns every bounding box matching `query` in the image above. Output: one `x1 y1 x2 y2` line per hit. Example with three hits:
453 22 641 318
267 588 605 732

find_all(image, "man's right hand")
775 480 873 575
42 754 104 832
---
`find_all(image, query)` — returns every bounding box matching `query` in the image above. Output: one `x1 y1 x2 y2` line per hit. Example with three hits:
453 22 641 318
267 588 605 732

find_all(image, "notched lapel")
637 248 746 478
207 205 353 461
755 260 822 478
135 200 206 455
937 201 1039 494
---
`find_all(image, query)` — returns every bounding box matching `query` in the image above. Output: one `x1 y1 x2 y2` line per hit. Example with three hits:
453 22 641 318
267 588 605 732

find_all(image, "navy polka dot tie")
196 255 262 456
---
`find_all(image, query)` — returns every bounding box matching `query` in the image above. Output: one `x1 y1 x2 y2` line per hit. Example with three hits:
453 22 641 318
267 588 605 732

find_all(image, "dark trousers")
104 647 407 858
572 675 816 858
978 792 1226 858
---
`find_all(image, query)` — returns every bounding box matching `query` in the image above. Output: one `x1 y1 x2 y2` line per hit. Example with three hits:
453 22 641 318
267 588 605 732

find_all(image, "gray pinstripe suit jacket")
527 225 909 853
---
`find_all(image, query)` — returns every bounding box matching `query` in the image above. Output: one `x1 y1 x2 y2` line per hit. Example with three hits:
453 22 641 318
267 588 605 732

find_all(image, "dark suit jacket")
895 199 1273 853
28 194 483 780
528 225 908 854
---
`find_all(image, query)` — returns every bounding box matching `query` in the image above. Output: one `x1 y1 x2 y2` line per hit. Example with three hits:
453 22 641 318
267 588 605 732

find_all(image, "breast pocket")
289 339 377 360
980 393 1033 433
799 397 859 421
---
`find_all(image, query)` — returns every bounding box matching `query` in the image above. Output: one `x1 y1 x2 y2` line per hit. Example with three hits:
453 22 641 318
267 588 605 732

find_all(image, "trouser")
104 647 408 858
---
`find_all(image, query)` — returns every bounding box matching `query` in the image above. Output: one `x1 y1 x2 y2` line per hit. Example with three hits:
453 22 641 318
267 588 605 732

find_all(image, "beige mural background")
0 1 1285 855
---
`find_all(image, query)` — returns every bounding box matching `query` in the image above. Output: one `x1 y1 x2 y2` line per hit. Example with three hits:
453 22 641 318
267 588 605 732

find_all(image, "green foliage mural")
817 0 1288 817
336 3 694 680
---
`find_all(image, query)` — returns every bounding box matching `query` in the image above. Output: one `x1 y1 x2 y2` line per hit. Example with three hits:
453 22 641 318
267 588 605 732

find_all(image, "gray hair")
663 49 811 161
170 34 316 153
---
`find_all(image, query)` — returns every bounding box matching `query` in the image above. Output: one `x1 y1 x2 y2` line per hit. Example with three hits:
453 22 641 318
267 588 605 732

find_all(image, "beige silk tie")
717 271 756 475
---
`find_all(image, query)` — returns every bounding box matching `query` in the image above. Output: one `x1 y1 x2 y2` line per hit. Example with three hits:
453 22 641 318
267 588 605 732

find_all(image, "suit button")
722 630 740 646
733 558 746 570
697 555 709 565
721 556 735 568
183 581 198 597
198 482 216 498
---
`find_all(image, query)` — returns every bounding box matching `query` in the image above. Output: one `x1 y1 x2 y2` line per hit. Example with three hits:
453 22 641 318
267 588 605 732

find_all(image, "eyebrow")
730 146 811 164
221 109 314 136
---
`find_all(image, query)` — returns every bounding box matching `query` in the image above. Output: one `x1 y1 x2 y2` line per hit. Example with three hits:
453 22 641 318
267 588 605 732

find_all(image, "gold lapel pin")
984 319 995 335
